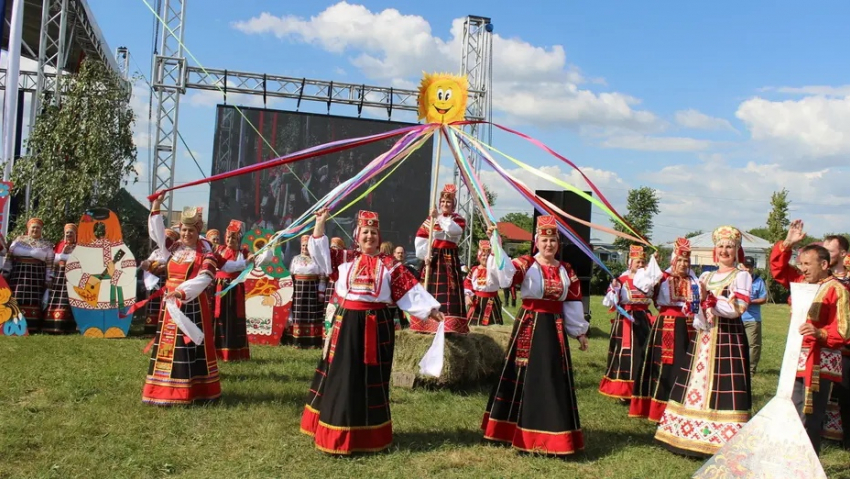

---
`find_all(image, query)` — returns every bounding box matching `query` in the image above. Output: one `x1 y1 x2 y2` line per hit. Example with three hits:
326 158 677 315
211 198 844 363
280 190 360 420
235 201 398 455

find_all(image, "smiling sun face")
418 72 468 124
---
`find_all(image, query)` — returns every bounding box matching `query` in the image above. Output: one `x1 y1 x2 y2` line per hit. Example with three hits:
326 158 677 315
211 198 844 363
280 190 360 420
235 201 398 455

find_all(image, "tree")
499 212 532 232
11 58 137 240
612 186 660 250
747 227 771 240
765 188 790 243
684 230 704 239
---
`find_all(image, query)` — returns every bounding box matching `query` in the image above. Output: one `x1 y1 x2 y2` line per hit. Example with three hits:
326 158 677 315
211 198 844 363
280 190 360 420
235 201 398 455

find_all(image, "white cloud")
736 94 850 164
232 2 659 132
600 135 713 152
674 109 735 131
761 85 850 97
640 157 850 241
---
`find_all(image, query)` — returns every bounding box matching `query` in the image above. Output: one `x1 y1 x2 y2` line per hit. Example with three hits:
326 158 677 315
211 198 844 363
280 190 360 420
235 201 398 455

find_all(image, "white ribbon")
419 321 445 378
165 298 205 345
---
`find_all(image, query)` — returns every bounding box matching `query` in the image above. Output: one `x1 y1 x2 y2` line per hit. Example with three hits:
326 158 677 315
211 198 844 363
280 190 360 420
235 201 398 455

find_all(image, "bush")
590 260 626 295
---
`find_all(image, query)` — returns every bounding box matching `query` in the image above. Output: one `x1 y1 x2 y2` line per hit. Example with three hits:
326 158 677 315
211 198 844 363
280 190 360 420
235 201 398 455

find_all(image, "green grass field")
1 297 849 478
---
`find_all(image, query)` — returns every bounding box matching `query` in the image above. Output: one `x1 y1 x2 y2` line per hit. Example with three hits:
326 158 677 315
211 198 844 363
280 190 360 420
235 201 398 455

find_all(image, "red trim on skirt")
301 405 393 454
598 377 633 399
481 412 584 455
629 397 667 422
141 381 221 406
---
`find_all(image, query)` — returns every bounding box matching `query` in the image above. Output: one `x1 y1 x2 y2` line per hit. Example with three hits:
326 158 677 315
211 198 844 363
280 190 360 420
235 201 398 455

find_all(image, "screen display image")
208 106 433 266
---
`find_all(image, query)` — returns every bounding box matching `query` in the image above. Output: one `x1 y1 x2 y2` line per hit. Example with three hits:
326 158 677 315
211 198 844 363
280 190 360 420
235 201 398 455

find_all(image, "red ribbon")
364 313 378 366
121 287 165 319
147 124 427 201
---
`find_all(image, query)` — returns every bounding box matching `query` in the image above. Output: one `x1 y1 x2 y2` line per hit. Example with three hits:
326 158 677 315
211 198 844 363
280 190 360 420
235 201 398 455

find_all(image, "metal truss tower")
455 15 493 265
151 0 187 217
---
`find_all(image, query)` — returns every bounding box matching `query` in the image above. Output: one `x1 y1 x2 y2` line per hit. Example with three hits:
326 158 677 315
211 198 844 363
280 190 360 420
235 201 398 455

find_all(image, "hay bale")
391 325 513 390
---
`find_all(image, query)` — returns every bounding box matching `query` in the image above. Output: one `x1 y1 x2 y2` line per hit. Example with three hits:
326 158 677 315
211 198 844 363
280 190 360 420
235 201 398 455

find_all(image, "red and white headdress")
629 245 645 263
205 229 220 241
479 240 491 251
712 225 745 264
672 237 691 261
226 220 244 236
536 215 558 237
64 223 77 233
357 210 380 229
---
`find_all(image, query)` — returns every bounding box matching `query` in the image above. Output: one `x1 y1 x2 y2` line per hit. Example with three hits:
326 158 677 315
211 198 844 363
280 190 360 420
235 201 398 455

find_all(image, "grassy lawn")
1 296 848 478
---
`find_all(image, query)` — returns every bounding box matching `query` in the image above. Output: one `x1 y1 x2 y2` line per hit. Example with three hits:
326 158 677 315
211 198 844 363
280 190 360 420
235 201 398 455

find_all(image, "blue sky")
79 0 850 243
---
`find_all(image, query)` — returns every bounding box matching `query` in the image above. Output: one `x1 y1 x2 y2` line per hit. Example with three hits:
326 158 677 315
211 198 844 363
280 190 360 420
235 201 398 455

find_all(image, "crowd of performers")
0 219 79 335
5 178 829 460
3 180 848 462
599 223 850 458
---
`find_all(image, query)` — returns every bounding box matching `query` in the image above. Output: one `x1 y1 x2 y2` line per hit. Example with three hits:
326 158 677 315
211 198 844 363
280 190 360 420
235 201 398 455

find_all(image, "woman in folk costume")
139 228 180 336
481 216 590 456
291 209 443 454
287 234 326 348
2 218 54 333
655 226 753 457
205 229 221 247
142 196 248 406
629 238 700 422
598 245 654 401
412 183 468 334
464 240 508 326
212 220 251 361
42 224 78 334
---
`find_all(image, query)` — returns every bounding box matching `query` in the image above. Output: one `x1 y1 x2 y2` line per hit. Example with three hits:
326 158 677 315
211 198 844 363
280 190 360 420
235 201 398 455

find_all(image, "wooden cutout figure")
0 275 27 336
65 208 137 338
693 282 826 478
242 228 293 345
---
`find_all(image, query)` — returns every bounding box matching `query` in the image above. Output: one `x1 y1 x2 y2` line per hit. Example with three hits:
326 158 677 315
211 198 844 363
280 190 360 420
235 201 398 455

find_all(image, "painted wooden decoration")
0 275 27 336
65 208 137 338
242 228 293 345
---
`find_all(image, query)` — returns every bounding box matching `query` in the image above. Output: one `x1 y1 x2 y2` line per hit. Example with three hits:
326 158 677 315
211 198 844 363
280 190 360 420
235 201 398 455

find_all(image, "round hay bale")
391 325 513 390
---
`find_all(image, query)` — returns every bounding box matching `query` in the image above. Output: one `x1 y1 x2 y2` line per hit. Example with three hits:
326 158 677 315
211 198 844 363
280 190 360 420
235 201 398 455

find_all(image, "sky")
10 0 850 244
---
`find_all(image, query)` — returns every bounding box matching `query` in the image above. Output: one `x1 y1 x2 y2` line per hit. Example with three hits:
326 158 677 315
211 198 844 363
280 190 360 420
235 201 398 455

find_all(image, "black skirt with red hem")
629 314 695 420
142 293 221 406
599 310 651 399
213 278 250 362
481 309 584 456
301 303 395 454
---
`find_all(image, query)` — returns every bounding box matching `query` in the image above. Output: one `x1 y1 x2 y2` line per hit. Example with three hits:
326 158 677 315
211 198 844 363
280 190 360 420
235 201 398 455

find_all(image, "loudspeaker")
533 190 593 320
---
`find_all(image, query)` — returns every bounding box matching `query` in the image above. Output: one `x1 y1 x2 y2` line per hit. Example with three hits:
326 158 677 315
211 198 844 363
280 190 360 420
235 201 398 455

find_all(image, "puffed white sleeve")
562 301 589 338
175 274 213 301
307 235 331 276
444 215 463 236
220 257 248 273
486 240 517 289
711 270 752 318
148 213 167 253
396 283 440 319
633 256 662 293
601 284 621 308
414 235 429 260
